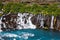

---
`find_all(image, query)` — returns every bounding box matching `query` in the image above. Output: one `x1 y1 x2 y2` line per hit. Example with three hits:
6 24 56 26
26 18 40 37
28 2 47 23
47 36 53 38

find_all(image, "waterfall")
50 15 54 29
37 14 44 28
40 18 44 28
2 16 6 28
17 13 36 29
1 13 59 30
26 14 36 29
0 17 2 32
17 13 23 29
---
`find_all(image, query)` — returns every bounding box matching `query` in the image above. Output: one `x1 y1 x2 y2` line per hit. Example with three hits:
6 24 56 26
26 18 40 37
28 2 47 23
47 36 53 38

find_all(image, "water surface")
0 29 60 40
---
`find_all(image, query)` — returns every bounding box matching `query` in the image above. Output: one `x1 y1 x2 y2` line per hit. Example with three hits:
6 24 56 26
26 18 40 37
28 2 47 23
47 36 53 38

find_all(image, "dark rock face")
1 14 17 30
44 15 51 28
31 15 55 29
1 13 60 31
56 16 60 30
31 14 51 29
31 15 40 28
31 14 45 28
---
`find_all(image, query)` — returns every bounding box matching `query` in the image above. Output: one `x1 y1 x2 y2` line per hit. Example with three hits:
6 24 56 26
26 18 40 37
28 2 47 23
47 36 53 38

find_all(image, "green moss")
44 27 48 30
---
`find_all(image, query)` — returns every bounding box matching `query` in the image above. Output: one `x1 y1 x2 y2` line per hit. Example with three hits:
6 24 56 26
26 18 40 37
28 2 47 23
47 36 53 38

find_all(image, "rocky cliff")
0 13 60 31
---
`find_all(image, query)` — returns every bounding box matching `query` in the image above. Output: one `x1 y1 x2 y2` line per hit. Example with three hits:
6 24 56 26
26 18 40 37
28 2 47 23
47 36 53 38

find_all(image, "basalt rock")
1 13 17 30
56 16 60 30
31 14 45 28
44 15 51 28
1 13 60 31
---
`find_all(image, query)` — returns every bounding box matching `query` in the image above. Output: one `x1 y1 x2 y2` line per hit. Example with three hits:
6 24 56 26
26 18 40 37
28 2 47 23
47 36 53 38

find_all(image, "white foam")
2 32 34 40
13 38 16 40
0 30 2 32
21 32 34 39
3 33 18 37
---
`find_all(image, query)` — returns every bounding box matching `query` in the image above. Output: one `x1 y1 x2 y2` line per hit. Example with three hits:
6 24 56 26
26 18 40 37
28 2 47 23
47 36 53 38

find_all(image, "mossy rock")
0 13 3 16
44 27 48 30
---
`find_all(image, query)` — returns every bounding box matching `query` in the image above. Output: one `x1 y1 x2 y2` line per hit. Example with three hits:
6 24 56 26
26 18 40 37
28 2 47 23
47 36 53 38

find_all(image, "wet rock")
31 14 45 28
1 13 60 31
56 16 60 30
1 13 17 30
44 15 51 29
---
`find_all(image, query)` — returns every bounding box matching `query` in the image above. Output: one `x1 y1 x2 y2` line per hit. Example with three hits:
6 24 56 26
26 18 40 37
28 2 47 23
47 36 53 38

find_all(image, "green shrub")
0 2 3 11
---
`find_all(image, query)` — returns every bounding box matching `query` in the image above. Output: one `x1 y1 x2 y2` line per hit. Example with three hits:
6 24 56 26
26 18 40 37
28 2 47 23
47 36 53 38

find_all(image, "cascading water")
22 13 29 29
0 13 58 30
40 18 44 28
17 13 24 29
50 15 54 29
2 16 6 28
37 14 44 28
17 13 36 29
0 17 2 32
26 14 36 29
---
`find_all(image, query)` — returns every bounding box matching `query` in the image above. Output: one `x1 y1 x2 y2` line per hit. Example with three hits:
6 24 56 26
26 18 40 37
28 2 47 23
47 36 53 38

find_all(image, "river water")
0 29 60 40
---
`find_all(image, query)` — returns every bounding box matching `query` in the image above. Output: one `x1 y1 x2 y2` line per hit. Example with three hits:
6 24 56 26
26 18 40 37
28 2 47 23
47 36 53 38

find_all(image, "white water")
17 13 24 29
25 14 36 29
17 13 36 29
0 13 55 30
13 38 16 40
3 33 18 37
2 32 34 40
40 18 44 28
50 16 54 29
2 16 6 28
0 17 2 32
37 14 44 28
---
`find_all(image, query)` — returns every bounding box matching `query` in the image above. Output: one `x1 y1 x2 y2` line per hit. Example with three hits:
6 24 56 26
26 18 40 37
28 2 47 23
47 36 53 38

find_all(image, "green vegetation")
0 2 60 16
3 3 11 14
0 2 3 11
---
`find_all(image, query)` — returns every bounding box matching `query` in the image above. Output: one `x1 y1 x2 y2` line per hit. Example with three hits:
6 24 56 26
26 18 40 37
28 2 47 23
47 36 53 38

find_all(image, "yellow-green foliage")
0 13 3 16
2 2 60 16
0 2 3 11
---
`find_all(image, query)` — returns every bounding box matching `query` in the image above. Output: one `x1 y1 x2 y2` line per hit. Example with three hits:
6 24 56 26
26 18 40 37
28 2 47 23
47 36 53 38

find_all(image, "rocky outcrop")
44 15 51 29
31 14 60 31
56 16 60 30
1 13 17 30
31 14 45 28
0 13 60 31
